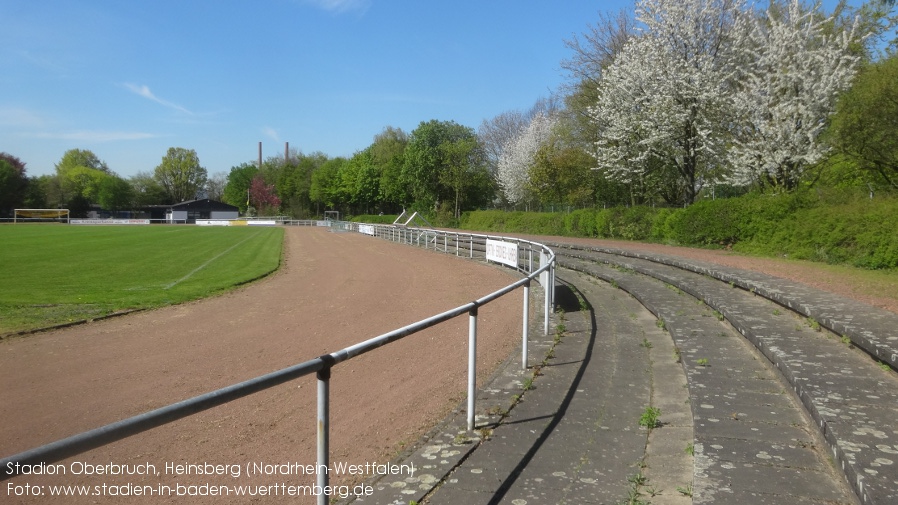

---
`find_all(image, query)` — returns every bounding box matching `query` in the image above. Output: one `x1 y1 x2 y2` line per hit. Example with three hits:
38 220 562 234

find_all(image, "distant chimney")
258 142 262 169
285 142 289 162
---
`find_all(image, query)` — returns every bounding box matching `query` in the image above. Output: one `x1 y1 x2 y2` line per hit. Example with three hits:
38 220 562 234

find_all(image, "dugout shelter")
162 199 239 224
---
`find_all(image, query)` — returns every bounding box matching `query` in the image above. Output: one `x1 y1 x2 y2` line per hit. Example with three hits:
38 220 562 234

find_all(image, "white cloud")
33 130 158 142
0 106 50 128
262 126 280 142
300 0 371 14
123 83 193 115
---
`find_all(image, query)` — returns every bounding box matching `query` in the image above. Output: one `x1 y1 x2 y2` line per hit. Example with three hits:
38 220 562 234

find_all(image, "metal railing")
1 222 556 505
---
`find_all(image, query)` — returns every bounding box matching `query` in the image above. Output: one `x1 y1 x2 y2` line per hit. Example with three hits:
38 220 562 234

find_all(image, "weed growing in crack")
638 407 661 429
618 472 652 505
807 317 821 332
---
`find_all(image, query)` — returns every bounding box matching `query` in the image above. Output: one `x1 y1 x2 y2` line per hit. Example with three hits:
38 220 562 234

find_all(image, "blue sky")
1 0 866 179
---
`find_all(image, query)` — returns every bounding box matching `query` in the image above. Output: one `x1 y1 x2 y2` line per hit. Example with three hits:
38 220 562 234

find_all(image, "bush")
738 197 898 269
350 214 398 224
451 190 898 271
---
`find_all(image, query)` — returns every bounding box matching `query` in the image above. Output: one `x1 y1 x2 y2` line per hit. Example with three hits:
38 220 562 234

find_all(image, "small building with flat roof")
165 199 239 223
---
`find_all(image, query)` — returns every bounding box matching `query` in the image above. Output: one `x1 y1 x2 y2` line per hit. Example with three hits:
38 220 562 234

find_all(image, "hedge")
454 190 898 270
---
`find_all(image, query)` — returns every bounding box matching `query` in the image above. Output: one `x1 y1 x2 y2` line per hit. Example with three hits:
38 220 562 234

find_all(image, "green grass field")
0 225 284 335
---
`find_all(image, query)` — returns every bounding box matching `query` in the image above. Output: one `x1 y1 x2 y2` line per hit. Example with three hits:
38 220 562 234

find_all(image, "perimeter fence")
1 221 556 505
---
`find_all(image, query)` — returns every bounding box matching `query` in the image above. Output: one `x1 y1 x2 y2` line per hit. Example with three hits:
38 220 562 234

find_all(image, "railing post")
523 280 530 370
316 362 332 505
467 305 478 431
469 235 473 259
544 270 550 336
549 259 555 309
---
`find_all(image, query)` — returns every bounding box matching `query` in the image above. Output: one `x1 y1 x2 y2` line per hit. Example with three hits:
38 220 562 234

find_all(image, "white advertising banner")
196 220 232 226
358 224 376 236
486 239 519 268
70 219 150 225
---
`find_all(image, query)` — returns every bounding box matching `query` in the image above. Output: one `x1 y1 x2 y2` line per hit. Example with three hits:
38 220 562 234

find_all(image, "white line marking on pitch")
163 232 260 290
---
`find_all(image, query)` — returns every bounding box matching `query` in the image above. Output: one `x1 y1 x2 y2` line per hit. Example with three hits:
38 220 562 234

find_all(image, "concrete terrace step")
557 248 898 505
425 271 694 505
345 234 896 505
547 243 898 370
350 270 694 505
558 258 856 505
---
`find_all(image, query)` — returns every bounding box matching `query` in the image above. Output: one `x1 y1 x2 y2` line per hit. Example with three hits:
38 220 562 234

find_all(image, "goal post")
13 209 70 224
323 210 348 233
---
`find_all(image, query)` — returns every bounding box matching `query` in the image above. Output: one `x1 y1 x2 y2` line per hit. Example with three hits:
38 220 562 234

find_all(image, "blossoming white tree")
590 0 744 204
496 112 557 205
729 0 860 189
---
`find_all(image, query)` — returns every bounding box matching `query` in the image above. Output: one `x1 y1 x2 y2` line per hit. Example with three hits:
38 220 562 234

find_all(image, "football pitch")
0 225 284 335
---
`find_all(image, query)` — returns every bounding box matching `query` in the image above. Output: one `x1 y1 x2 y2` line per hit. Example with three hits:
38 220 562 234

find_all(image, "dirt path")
1 227 524 504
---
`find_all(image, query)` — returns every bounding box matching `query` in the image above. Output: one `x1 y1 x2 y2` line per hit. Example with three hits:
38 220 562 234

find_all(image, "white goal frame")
13 209 70 224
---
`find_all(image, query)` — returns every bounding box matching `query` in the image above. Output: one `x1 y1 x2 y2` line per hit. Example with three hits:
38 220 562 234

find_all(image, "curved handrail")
1 222 556 505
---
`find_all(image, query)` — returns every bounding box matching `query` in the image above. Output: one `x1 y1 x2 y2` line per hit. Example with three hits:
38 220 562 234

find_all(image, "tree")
222 162 258 213
497 112 557 206
154 147 207 203
55 149 109 174
478 110 528 176
249 173 281 215
206 172 228 201
342 151 381 214
402 120 488 212
370 127 410 211
827 53 898 189
97 175 134 213
0 153 28 216
729 0 860 190
129 172 168 207
562 8 637 87
590 0 744 205
275 151 328 218
62 166 109 202
310 157 346 212
53 149 111 206
528 126 600 208
23 175 51 209
439 138 487 219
